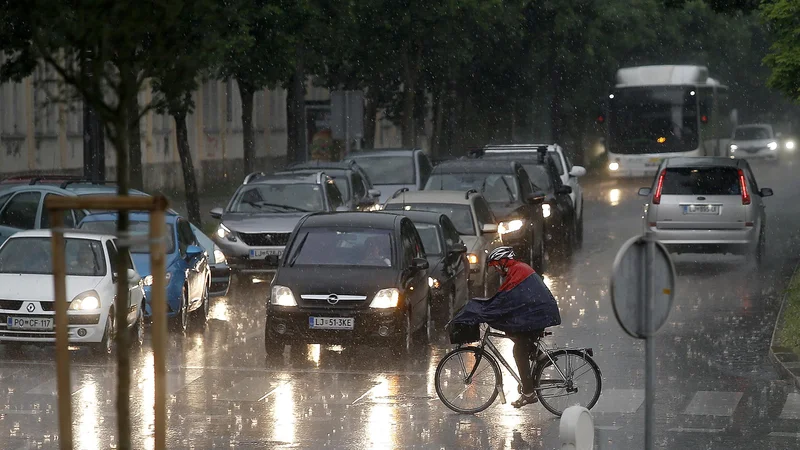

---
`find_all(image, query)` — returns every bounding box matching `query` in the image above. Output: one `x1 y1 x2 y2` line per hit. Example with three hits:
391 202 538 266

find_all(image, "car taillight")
652 169 666 205
738 169 750 205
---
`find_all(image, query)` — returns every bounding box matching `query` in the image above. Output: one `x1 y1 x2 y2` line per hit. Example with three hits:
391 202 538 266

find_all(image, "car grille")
0 300 23 311
40 302 55 312
237 232 290 247
299 294 369 309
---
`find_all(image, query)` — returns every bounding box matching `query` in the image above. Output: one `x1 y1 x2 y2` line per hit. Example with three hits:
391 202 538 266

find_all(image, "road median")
770 262 800 389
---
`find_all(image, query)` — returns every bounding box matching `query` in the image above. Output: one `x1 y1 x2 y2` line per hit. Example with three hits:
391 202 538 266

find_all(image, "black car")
275 160 382 211
265 212 432 356
384 210 470 320
477 148 576 262
424 159 547 272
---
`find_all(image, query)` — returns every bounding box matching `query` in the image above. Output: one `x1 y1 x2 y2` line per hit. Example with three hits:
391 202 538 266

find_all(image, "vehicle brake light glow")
652 169 666 205
738 169 750 205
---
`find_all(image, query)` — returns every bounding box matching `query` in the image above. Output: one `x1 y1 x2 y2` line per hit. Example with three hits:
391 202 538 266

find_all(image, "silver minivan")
638 157 773 263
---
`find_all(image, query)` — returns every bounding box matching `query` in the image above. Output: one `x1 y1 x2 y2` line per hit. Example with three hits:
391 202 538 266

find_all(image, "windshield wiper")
253 202 311 213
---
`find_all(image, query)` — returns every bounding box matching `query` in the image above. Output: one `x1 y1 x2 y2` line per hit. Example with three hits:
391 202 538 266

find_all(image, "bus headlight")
608 162 619 171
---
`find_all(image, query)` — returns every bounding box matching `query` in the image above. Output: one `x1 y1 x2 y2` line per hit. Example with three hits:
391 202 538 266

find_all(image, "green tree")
761 0 800 102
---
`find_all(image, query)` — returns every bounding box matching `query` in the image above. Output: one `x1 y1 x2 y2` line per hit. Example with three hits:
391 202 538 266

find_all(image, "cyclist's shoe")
511 392 538 408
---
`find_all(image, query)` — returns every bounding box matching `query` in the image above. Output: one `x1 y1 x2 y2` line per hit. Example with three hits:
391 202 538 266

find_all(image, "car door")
351 172 370 210
400 220 427 329
743 163 766 228
176 219 202 304
441 216 469 307
40 194 76 230
107 240 141 327
0 191 42 242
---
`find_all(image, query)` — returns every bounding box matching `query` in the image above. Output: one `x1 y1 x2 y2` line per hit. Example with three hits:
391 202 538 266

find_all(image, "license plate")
7 317 54 331
683 204 720 215
249 248 283 260
309 317 354 330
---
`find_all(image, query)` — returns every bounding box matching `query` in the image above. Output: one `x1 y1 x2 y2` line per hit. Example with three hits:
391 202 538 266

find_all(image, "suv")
345 148 433 204
638 157 773 264
482 143 586 245
383 190 502 298
265 212 431 356
729 124 780 161
210 172 347 275
276 160 381 210
0 185 88 244
477 149 577 261
424 159 547 272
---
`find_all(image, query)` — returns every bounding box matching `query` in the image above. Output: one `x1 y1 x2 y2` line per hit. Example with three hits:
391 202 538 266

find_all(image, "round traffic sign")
610 234 676 339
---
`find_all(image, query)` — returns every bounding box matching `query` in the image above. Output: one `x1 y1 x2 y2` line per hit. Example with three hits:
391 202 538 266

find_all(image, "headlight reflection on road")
209 298 229 321
75 377 99 450
307 344 321 366
141 352 155 450
272 382 296 445
366 376 397 448
609 188 621 206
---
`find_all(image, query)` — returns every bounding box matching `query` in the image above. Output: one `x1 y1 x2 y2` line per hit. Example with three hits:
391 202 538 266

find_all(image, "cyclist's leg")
510 331 541 407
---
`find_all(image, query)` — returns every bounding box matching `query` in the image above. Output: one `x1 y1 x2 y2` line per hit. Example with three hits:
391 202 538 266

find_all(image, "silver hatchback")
638 157 773 262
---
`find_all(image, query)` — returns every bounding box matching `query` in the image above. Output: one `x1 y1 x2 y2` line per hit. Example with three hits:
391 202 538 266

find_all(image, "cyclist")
452 246 561 408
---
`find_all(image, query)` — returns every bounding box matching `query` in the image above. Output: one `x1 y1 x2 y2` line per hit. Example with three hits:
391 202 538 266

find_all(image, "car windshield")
521 164 552 190
661 167 742 196
413 223 442 256
384 203 475 235
734 126 772 140
0 237 106 276
79 220 177 254
228 183 323 213
287 228 393 267
425 173 518 203
349 156 415 185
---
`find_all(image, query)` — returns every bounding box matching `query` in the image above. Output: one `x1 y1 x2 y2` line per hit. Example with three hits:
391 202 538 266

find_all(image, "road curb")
769 261 800 390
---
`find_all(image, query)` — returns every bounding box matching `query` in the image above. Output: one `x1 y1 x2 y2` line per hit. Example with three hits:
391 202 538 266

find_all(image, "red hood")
497 259 536 292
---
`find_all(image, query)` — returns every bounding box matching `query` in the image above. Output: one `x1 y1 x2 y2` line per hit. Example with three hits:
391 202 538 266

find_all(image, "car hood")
275 266 400 297
131 252 180 277
489 203 523 221
221 213 308 233
731 138 775 148
0 274 102 301
375 184 417 204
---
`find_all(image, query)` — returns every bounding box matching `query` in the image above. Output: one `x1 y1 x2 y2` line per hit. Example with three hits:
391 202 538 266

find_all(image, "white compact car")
0 230 145 355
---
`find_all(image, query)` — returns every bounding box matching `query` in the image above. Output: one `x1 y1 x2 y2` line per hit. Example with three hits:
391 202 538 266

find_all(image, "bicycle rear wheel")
435 347 502 414
534 349 602 416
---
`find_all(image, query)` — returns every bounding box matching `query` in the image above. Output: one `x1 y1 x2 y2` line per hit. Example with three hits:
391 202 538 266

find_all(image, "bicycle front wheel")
534 349 602 416
435 347 502 414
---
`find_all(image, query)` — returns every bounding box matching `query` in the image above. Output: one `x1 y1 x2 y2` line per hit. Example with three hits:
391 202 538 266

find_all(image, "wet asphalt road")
2 158 800 449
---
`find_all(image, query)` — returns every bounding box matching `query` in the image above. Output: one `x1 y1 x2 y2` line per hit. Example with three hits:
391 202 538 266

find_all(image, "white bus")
604 65 734 178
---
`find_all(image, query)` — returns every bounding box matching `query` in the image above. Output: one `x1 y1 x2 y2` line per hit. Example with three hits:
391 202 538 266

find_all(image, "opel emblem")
26 303 35 312
327 294 339 305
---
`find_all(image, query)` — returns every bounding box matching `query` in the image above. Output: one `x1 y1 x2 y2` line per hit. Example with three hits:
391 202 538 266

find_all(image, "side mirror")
760 187 773 197
210 207 223 219
481 223 498 234
368 189 381 198
186 245 204 259
569 166 587 177
638 187 651 196
557 185 573 195
411 257 429 271
127 268 141 283
449 242 468 254
526 191 546 205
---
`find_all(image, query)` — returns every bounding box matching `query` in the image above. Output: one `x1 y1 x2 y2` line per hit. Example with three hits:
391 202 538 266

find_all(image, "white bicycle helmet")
487 246 516 265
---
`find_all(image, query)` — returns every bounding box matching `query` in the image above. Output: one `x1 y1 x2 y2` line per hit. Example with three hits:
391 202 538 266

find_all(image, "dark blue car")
78 212 212 332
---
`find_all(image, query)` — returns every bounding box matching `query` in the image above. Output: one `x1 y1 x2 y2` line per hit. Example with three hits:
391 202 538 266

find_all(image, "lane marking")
779 392 800 420
595 425 622 431
216 377 283 402
590 389 645 414
351 382 383 405
768 432 800 438
667 427 725 433
683 391 743 417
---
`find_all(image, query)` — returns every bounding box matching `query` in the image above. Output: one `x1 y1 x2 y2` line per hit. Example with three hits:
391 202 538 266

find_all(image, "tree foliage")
761 0 800 102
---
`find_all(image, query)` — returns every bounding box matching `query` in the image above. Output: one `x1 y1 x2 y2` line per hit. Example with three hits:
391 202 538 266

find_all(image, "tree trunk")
127 91 143 190
431 86 445 158
173 111 202 226
363 93 377 149
401 47 419 148
287 44 307 164
239 83 255 176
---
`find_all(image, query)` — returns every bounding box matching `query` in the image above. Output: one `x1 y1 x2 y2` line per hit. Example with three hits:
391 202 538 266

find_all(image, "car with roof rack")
383 189 503 297
344 148 434 204
210 171 349 275
275 160 381 211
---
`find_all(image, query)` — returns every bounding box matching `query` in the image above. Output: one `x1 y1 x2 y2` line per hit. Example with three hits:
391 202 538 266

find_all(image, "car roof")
244 172 323 185
0 184 78 195
301 211 399 229
347 149 418 158
663 157 743 168
382 209 445 225
80 211 181 224
286 161 357 171
6 229 115 241
66 185 149 196
384 190 476 205
431 159 516 174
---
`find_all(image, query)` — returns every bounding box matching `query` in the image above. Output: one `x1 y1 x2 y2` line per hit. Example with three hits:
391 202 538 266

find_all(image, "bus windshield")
609 86 698 154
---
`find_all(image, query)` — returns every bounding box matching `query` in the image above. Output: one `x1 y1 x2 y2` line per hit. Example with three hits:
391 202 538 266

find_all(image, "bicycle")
434 323 602 416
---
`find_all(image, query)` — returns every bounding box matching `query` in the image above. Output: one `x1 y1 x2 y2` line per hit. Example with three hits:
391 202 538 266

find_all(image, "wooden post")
49 211 73 449
149 208 168 450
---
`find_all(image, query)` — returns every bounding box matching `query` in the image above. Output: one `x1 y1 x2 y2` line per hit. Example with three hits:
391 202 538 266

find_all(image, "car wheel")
402 310 413 355
535 236 547 274
754 227 766 268
94 311 115 356
132 306 145 348
170 286 189 333
576 202 584 249
193 279 210 329
424 296 432 344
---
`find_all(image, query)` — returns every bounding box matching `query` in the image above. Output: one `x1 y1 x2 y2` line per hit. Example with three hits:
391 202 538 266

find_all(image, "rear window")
287 228 394 267
661 167 741 196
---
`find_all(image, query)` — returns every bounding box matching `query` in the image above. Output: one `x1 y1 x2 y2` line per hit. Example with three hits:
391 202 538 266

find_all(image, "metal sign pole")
644 234 656 450
50 213 73 449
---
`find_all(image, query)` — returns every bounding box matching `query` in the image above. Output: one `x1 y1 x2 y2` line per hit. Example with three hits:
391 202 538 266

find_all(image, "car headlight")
608 162 619 171
213 247 226 264
271 285 297 306
542 204 551 218
730 144 738 151
216 223 237 242
428 277 440 289
143 272 171 286
768 141 778 150
498 219 524 235
369 288 399 309
467 253 479 265
69 291 100 310
786 140 795 150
